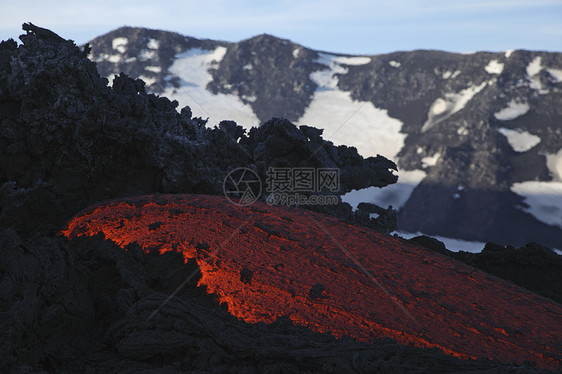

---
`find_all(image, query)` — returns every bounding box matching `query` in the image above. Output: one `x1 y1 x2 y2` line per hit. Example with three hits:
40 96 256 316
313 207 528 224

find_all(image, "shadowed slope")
62 194 562 369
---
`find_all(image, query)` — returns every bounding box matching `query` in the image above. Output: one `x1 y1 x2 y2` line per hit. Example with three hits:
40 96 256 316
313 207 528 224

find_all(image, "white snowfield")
146 38 159 50
485 59 504 75
511 181 562 229
494 100 530 121
546 149 562 181
421 153 441 168
421 82 487 132
526 56 543 76
162 47 259 128
112 37 128 53
298 53 405 160
342 169 427 211
292 47 300 58
511 148 562 229
548 68 562 82
497 128 540 152
393 231 486 253
138 75 157 87
145 66 162 73
442 70 461 79
526 56 550 94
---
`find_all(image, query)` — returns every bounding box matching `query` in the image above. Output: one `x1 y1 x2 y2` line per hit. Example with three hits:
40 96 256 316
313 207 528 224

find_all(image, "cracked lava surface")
61 194 562 368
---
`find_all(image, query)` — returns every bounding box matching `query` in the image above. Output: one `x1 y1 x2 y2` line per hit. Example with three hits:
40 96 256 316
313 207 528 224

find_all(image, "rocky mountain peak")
87 26 562 249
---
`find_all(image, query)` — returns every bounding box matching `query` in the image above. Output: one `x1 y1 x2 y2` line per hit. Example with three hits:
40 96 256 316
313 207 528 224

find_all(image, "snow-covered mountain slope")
88 27 562 249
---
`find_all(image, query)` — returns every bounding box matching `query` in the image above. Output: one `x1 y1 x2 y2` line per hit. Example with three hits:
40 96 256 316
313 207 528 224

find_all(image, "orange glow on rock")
61 194 562 368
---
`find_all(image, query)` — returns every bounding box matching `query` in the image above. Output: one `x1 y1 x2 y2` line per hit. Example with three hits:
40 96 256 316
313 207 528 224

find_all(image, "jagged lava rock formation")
0 24 396 236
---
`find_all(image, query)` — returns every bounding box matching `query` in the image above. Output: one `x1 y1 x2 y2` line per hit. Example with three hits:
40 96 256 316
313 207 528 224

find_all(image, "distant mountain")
88 26 562 249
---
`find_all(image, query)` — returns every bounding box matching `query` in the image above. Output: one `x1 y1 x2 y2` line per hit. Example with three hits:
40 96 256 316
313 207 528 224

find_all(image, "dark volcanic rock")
452 242 562 304
408 235 448 255
0 26 397 236
410 236 562 304
3 230 544 373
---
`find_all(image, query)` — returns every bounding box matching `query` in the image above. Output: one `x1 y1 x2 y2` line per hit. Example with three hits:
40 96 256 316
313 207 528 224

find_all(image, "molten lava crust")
61 194 562 368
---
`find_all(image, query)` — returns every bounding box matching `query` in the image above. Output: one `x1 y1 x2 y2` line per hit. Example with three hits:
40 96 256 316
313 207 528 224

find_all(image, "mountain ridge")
88 26 562 249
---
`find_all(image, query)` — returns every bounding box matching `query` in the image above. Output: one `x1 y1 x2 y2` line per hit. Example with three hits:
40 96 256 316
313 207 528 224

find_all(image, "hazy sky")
1 0 561 54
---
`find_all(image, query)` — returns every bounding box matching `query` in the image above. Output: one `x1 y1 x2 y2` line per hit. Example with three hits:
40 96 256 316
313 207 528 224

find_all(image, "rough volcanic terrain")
1 24 562 373
62 194 562 369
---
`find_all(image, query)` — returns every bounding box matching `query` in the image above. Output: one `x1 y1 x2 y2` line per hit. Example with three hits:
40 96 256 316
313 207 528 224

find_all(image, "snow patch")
394 231 485 253
299 53 403 159
442 70 461 79
107 54 121 63
526 56 543 76
484 59 504 74
422 82 487 132
430 98 447 115
421 153 441 168
498 128 540 152
547 68 562 82
511 181 562 229
292 48 300 58
242 95 257 103
511 147 562 228
106 74 115 86
526 56 549 93
546 148 562 181
494 100 530 120
170 47 226 86
505 50 514 58
389 60 401 68
95 53 121 63
299 90 404 159
342 169 426 211
333 56 372 66
138 75 157 86
145 66 162 73
310 54 371 88
112 37 128 54
138 49 156 62
243 63 253 70
147 38 160 50
162 47 259 128
457 126 468 136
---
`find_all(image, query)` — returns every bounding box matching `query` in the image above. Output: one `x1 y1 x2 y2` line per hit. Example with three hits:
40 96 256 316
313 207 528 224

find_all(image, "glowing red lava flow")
61 194 562 368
